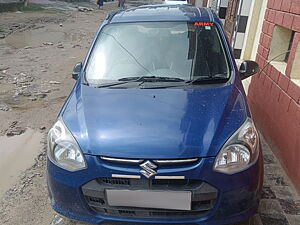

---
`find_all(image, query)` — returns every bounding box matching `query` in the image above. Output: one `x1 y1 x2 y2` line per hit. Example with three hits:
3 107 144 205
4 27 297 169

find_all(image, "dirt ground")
0 2 299 225
0 3 118 224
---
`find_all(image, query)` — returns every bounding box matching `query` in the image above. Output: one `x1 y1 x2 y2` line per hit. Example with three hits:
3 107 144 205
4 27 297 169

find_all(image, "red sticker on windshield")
194 22 214 26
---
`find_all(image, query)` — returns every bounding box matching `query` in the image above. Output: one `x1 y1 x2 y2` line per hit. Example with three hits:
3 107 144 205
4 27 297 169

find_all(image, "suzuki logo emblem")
139 160 157 178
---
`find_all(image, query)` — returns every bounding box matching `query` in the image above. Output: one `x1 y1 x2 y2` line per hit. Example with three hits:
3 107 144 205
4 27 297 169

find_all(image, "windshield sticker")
194 22 214 26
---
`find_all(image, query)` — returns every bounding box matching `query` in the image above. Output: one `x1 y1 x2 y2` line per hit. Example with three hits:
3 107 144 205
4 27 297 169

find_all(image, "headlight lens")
214 118 259 174
238 119 258 150
47 118 87 171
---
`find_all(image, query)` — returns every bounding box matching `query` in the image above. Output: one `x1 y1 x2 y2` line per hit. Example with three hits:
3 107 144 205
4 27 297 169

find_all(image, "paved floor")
236 136 300 225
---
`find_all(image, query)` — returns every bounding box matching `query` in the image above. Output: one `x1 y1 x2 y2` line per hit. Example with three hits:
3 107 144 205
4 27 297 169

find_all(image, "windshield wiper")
93 76 185 88
118 76 185 82
94 75 227 88
188 76 229 84
94 81 130 88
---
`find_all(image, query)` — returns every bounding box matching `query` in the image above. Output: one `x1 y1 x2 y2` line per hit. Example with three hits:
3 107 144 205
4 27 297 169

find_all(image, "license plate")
106 189 191 210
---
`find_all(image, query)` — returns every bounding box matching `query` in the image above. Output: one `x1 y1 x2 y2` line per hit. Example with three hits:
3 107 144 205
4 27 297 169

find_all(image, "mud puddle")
0 83 32 109
0 26 84 49
0 129 43 198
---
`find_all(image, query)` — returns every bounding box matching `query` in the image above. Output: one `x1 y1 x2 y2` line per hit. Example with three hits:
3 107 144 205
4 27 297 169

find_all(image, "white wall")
195 0 203 7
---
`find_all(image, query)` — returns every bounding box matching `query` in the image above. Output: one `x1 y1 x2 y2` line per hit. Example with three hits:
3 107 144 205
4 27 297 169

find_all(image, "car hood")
62 84 249 159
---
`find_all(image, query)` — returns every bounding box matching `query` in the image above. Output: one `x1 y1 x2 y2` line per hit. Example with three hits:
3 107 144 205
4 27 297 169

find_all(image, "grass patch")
18 4 65 14
19 3 45 12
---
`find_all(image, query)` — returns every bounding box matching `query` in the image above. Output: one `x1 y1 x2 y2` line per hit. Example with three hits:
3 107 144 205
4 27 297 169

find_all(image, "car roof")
109 5 218 24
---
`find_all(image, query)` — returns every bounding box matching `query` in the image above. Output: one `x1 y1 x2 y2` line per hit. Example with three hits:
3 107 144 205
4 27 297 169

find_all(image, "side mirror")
72 62 82 80
239 60 260 80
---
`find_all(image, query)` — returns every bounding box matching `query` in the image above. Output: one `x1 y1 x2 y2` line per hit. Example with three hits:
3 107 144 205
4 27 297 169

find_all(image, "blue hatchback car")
47 4 264 225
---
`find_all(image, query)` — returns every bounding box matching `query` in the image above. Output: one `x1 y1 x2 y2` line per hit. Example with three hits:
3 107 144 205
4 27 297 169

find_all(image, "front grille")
99 177 130 186
97 177 202 188
100 156 199 166
82 178 218 219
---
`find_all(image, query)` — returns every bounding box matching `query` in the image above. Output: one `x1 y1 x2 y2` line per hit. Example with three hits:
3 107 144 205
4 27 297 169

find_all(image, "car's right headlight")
213 118 259 174
47 118 87 171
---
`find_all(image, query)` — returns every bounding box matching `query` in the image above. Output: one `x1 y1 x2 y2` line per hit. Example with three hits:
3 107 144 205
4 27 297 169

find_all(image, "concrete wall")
241 0 268 61
195 0 203 7
240 0 267 95
248 0 300 193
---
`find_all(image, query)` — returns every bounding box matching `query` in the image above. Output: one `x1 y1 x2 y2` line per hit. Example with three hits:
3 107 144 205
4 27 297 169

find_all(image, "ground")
0 1 299 225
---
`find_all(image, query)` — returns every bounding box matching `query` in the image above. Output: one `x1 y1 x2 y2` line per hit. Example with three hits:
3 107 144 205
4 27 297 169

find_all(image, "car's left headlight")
47 118 87 171
213 118 259 174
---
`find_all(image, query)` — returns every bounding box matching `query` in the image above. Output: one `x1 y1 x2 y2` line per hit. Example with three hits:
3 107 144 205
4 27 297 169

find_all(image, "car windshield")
85 22 230 86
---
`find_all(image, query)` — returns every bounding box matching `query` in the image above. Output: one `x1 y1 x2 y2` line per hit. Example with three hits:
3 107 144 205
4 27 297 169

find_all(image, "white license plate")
106 189 191 210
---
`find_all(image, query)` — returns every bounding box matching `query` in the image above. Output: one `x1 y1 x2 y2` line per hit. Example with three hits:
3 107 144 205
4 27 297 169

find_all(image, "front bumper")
47 149 263 225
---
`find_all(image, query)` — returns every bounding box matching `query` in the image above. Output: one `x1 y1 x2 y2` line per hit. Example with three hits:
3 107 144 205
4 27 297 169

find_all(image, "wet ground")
0 128 43 197
0 1 299 225
2 27 84 49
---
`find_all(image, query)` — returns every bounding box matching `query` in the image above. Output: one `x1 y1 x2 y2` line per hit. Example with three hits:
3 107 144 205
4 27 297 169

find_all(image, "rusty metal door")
224 0 240 44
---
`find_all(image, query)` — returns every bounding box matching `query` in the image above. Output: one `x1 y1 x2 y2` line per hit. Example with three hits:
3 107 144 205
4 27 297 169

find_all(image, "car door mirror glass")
72 62 82 80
